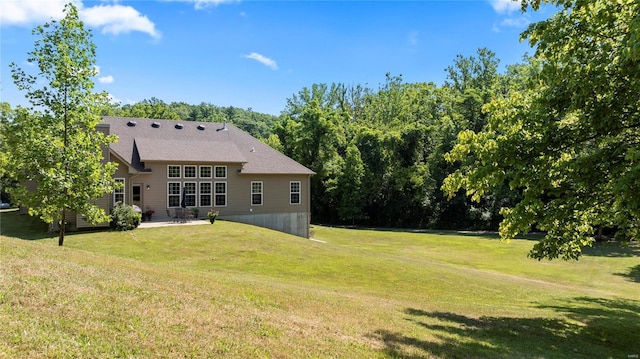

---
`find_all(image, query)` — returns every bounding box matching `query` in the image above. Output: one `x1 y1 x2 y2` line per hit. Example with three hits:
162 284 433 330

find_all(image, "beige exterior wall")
109 160 312 237
75 194 110 228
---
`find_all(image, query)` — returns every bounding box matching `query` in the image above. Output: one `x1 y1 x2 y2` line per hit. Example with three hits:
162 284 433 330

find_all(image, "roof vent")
151 122 160 128
250 147 256 152
175 123 184 129
197 124 206 131
216 120 228 132
127 120 137 127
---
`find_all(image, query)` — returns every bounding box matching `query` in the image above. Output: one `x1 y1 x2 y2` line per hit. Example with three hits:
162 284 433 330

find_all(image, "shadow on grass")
1 210 54 240
1 211 110 241
616 264 640 283
370 297 640 358
582 240 640 258
320 224 504 241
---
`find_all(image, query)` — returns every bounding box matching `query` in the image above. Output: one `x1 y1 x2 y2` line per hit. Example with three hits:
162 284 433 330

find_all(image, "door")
132 184 142 209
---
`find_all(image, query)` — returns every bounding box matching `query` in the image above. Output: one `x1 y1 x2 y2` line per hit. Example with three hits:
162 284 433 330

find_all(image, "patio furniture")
166 209 178 223
183 208 193 223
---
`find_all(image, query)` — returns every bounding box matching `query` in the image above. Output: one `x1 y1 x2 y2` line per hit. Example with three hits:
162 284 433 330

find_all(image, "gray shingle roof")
102 116 314 175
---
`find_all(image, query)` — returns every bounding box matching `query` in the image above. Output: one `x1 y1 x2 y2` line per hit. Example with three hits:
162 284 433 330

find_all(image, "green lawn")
1 211 639 358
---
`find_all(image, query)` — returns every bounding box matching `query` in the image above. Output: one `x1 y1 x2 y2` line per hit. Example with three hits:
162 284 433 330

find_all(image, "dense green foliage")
444 0 640 259
103 98 279 139
4 4 117 246
109 203 141 231
272 49 523 229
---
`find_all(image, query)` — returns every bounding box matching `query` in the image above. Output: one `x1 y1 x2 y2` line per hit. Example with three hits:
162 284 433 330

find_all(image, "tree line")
268 49 526 231
102 98 279 140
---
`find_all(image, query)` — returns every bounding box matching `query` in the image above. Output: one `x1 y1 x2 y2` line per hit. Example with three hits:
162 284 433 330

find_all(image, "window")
200 182 212 207
184 165 197 178
215 166 227 179
114 178 125 205
168 165 181 178
290 181 301 204
168 182 181 207
200 166 212 178
184 182 197 207
251 181 263 205
215 182 227 206
132 184 141 203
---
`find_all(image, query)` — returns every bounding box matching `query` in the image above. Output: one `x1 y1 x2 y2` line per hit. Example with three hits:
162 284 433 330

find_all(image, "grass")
1 210 639 358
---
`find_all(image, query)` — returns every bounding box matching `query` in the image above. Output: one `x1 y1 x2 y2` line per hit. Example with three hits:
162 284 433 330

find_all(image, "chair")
184 209 194 223
167 209 177 223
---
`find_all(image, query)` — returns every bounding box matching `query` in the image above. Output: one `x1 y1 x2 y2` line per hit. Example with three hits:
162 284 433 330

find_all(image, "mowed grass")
1 211 639 358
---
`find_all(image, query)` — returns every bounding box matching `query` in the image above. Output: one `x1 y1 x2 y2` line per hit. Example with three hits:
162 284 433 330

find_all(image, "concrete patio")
137 218 210 229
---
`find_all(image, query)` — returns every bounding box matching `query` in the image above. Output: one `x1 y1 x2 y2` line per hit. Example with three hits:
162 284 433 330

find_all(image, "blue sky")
1 0 556 115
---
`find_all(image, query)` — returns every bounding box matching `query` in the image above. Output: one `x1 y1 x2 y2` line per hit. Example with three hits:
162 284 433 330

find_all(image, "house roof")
102 116 314 175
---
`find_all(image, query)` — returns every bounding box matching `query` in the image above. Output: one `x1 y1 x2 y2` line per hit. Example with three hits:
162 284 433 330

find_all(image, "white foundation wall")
223 212 310 238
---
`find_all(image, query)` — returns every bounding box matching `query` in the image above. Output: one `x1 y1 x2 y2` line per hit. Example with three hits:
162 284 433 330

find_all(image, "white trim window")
215 181 227 207
215 165 227 179
290 181 301 205
251 181 263 206
114 178 125 205
168 182 181 207
168 165 181 178
184 165 197 179
183 182 197 207
199 165 212 179
199 182 212 207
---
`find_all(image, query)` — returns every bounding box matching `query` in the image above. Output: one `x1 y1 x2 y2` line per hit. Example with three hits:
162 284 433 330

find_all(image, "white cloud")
500 17 530 28
489 0 530 32
492 15 531 32
0 0 75 26
0 0 160 39
80 4 161 39
163 0 240 10
194 0 239 9
99 75 114 84
243 52 278 70
106 93 121 105
489 0 521 14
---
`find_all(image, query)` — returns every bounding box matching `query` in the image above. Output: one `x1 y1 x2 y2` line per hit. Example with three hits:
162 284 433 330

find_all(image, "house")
75 116 314 238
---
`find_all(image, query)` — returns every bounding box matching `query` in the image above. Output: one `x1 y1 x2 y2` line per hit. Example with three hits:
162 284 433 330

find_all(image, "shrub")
110 203 141 231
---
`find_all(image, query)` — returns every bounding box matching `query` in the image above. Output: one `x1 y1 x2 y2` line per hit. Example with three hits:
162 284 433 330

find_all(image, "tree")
435 50 516 230
6 3 118 246
277 94 346 223
119 97 181 120
336 144 366 224
0 103 16 203
444 0 640 259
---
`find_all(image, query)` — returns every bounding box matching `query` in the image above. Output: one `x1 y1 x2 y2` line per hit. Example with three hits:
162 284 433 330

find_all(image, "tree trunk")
597 225 603 242
58 208 66 246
